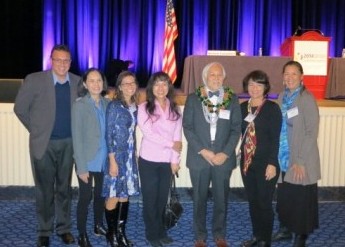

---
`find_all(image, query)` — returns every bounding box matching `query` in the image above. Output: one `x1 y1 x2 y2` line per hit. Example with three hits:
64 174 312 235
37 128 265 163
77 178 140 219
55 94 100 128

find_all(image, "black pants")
31 138 74 237
138 157 171 242
241 166 278 242
77 171 105 234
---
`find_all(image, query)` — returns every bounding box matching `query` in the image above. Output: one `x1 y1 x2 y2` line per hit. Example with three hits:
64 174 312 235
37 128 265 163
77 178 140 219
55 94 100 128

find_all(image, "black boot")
293 234 308 247
271 224 292 242
78 233 92 247
117 202 133 247
105 208 119 247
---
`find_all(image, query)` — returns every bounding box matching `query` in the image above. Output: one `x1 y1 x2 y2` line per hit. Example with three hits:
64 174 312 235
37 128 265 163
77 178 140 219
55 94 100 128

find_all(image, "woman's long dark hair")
145 71 180 121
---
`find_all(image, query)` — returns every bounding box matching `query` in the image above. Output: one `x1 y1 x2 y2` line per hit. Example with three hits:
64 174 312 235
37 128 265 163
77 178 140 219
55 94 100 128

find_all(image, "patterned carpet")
0 188 345 247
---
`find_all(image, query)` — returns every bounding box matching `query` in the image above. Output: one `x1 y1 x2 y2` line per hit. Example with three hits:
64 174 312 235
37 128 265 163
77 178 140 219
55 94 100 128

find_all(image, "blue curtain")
43 0 345 86
292 0 345 57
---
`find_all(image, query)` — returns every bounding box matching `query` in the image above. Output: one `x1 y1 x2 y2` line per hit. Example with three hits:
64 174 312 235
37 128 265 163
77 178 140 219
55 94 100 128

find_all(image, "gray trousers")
189 165 232 241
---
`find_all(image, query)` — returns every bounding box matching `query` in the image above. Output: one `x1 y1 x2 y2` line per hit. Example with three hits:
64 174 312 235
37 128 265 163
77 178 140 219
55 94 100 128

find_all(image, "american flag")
163 0 178 83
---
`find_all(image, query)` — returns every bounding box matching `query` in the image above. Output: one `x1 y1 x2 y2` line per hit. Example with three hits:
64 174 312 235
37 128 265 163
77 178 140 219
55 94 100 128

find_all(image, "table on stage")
326 58 345 99
181 55 291 95
181 55 345 100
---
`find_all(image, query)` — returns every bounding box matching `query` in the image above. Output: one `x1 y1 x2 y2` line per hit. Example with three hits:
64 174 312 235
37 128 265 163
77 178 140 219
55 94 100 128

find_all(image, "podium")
281 31 331 99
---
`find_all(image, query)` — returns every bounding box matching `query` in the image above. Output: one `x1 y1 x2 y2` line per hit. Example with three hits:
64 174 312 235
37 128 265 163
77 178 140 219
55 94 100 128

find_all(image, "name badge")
219 109 230 120
287 107 299 119
244 113 256 122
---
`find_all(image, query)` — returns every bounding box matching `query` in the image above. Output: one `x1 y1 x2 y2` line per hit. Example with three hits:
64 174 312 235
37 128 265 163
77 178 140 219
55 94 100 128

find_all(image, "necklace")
196 85 234 114
247 98 266 115
196 85 234 124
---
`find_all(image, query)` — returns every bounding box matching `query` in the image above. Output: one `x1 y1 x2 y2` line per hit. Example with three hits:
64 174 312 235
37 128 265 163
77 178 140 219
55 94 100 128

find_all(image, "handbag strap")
167 174 177 203
171 174 177 192
238 124 250 148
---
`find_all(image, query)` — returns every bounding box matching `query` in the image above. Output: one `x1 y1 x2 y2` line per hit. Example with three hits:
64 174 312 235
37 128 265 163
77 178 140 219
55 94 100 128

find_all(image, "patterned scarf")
243 100 265 175
278 86 302 172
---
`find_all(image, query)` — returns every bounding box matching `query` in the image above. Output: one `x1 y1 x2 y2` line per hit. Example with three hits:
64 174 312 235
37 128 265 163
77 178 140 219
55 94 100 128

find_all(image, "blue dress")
102 100 140 198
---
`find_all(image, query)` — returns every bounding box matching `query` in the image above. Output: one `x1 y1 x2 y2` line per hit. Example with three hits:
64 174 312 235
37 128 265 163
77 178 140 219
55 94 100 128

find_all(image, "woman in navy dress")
102 71 140 247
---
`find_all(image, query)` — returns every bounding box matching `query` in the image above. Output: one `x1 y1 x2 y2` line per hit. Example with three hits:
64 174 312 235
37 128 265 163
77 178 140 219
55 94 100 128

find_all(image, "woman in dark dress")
102 71 140 247
239 70 282 247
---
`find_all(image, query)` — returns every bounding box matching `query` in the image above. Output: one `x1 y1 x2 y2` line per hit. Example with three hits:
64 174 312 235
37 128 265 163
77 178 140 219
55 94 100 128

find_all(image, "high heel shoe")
241 237 257 247
78 233 92 247
94 224 107 236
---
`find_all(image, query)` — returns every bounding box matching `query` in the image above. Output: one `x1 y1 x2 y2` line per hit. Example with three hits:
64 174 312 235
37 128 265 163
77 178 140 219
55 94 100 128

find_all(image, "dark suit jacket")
183 93 242 171
14 70 80 159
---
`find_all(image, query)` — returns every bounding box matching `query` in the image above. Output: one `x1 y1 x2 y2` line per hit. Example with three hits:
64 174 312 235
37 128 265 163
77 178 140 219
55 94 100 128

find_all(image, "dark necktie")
208 91 220 97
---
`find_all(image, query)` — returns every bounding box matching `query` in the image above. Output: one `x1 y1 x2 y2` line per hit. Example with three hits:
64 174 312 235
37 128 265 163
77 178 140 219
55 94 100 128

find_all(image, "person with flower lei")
196 84 234 114
183 62 241 247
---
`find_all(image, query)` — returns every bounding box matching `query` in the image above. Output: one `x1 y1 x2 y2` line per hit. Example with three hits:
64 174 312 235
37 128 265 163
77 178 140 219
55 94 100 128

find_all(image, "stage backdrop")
1 0 345 86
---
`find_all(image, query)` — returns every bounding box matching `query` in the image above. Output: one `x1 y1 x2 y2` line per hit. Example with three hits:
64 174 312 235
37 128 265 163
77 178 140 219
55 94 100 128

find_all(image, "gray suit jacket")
278 89 321 185
14 70 80 159
71 95 109 175
183 93 242 171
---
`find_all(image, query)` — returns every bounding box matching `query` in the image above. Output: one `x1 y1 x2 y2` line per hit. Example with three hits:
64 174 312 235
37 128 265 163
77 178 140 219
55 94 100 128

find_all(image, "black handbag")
162 174 183 229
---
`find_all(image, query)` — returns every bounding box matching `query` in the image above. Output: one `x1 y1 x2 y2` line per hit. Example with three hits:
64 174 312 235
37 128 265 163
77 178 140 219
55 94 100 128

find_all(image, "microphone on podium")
293 26 302 36
293 26 324 36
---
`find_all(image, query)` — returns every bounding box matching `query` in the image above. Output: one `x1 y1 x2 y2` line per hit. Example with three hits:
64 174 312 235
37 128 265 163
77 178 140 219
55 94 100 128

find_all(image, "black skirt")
276 181 319 234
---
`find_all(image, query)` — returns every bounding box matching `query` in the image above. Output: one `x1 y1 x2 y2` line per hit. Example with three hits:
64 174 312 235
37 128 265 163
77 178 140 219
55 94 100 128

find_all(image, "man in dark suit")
14 44 80 247
183 62 241 247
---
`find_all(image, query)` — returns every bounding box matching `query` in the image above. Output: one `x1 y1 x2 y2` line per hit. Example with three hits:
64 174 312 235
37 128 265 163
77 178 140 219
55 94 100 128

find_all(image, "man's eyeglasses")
52 58 72 65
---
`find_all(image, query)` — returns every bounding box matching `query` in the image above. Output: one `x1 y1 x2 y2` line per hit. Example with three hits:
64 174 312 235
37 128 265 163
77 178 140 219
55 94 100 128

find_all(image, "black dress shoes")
37 236 49 247
293 234 308 247
271 227 293 242
148 240 163 247
241 237 257 247
160 236 174 244
241 238 271 247
94 224 107 236
257 240 271 247
58 232 75 244
78 233 92 247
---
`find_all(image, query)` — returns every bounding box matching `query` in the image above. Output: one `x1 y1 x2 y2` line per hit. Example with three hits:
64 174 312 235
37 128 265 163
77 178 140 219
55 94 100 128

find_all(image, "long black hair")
145 71 180 121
